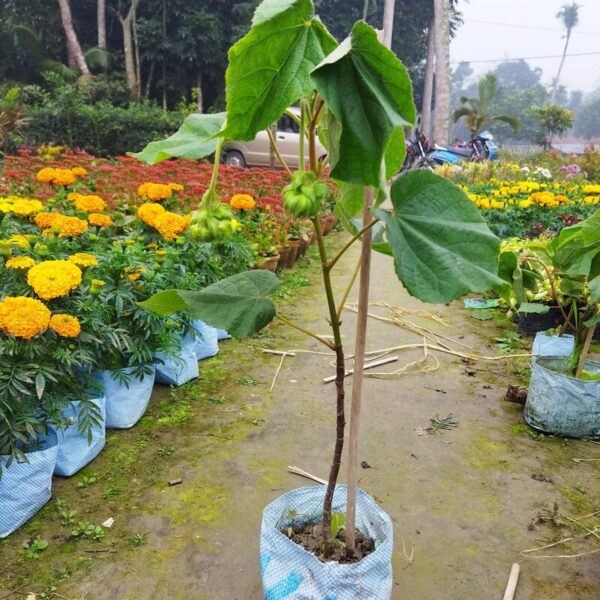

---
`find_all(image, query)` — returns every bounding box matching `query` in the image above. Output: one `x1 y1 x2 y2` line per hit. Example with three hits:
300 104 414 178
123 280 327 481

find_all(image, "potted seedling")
521 212 600 438
138 0 502 596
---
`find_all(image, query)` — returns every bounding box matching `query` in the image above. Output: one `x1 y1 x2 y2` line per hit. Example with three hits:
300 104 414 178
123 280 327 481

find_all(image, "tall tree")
382 0 396 49
421 17 435 136
432 0 450 144
116 0 141 97
56 0 90 75
552 2 580 102
97 0 106 49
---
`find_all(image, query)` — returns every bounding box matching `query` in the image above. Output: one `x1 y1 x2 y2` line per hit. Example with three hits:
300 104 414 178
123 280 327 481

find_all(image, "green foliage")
330 512 346 540
56 499 77 526
453 73 521 138
128 532 150 546
133 112 225 164
311 22 415 187
574 93 600 138
20 100 181 157
376 170 502 303
70 521 105 541
21 538 49 559
224 0 337 141
77 472 100 488
532 103 574 143
140 270 280 338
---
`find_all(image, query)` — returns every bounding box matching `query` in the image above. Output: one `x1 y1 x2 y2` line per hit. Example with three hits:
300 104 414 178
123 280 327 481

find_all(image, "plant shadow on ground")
0 239 335 597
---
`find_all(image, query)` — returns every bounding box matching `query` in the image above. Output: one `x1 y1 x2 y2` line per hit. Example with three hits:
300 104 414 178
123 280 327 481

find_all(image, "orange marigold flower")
58 216 88 238
49 313 81 337
73 194 106 213
35 211 63 230
88 213 113 227
137 182 179 201
51 169 77 186
0 296 50 339
153 211 191 240
137 202 165 227
27 260 82 300
71 167 87 177
36 167 56 183
230 193 256 210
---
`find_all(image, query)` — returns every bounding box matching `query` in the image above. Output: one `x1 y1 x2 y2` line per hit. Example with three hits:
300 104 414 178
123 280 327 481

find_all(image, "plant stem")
276 314 333 349
327 218 379 272
345 187 374 557
575 323 597 378
312 215 346 556
299 99 306 171
336 257 361 321
201 135 224 210
266 128 292 176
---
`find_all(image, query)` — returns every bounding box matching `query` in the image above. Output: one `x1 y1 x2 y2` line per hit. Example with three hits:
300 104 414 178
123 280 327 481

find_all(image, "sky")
450 0 600 93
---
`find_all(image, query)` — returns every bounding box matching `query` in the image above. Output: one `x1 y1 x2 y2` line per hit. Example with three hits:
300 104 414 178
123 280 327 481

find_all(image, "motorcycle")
427 130 498 166
400 129 434 171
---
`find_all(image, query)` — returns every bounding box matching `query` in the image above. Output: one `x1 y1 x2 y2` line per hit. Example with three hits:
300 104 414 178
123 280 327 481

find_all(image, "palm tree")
453 73 521 138
552 2 580 102
56 0 90 75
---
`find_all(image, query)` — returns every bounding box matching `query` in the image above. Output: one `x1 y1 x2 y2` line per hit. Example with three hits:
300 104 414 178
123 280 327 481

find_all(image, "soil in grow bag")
517 307 563 337
283 522 375 564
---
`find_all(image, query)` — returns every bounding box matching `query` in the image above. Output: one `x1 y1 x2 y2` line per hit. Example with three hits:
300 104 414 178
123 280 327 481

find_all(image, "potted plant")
520 212 600 438
138 1 502 595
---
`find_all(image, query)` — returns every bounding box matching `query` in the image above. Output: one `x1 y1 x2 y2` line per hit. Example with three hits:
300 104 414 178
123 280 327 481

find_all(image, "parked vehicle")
400 129 434 171
223 108 327 168
428 130 498 166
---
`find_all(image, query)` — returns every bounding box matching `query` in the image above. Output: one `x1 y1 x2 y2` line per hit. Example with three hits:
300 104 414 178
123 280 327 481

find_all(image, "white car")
223 109 327 169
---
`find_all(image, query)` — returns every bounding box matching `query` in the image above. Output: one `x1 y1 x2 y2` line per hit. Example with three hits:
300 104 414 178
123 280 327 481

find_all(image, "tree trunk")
362 0 370 21
197 68 203 113
97 0 106 49
432 0 450 145
382 0 396 49
57 0 90 75
551 31 571 102
421 17 435 137
117 1 140 98
132 0 142 97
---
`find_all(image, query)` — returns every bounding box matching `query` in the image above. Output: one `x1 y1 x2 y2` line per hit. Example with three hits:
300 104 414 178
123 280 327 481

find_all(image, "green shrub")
19 101 182 157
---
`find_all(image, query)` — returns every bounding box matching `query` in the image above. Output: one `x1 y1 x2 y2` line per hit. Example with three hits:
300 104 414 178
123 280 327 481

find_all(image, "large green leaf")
131 112 226 165
139 270 280 338
311 21 415 187
549 224 600 277
582 207 600 247
223 0 337 141
375 170 502 304
334 181 362 233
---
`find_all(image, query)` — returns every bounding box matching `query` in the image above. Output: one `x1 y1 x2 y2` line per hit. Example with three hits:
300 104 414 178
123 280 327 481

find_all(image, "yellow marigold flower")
58 216 88 238
88 213 113 227
69 253 98 268
11 199 44 217
230 193 256 210
67 192 82 202
0 296 50 339
5 256 35 270
153 211 191 240
36 167 56 183
27 260 82 300
71 167 87 177
137 202 165 227
137 182 177 201
8 235 30 248
168 183 184 191
35 211 63 230
73 195 106 213
90 279 106 295
49 314 81 337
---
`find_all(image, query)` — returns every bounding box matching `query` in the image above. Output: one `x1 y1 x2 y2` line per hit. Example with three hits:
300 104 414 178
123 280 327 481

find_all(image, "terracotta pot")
258 254 280 272
288 240 301 265
298 238 309 257
277 246 292 269
320 217 332 236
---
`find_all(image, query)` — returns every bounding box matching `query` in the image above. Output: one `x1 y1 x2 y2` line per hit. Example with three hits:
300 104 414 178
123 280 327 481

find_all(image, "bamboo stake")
575 324 597 378
288 465 327 485
502 563 521 600
345 187 374 557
